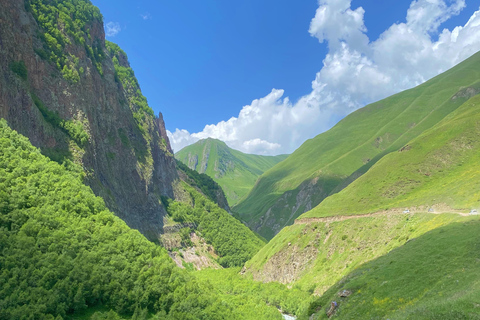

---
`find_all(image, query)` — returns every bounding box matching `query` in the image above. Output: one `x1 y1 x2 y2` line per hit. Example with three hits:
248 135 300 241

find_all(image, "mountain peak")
176 139 288 206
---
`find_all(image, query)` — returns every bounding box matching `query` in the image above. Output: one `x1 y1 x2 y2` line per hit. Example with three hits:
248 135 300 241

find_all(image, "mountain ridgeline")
2 0 480 319
0 0 178 240
0 0 267 265
243 52 480 319
176 138 287 206
235 51 480 240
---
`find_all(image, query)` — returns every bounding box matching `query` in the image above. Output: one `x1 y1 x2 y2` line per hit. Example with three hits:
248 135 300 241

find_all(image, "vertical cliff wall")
0 0 178 239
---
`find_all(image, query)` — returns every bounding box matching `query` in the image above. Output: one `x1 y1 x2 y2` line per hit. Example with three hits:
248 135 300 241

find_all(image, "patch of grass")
246 213 466 298
181 261 195 272
10 60 28 80
31 93 89 147
306 218 480 319
117 128 129 147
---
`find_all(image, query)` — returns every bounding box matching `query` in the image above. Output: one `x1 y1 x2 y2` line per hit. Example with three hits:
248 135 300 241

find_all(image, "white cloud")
169 0 480 155
105 22 121 37
140 12 152 20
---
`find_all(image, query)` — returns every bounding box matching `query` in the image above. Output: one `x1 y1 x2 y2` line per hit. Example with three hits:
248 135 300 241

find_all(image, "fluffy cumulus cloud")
105 22 121 37
168 0 480 155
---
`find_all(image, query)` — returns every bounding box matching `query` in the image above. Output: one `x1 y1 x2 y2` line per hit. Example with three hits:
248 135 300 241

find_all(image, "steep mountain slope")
306 218 480 320
300 92 480 219
176 159 230 212
0 119 285 320
243 75 480 317
0 0 177 240
235 51 480 239
161 181 265 268
176 138 287 206
245 213 467 295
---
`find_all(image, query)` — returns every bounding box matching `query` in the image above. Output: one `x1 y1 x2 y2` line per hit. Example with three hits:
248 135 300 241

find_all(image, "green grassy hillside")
234 51 480 239
176 138 287 206
245 213 467 295
242 57 480 319
301 93 480 219
306 218 480 320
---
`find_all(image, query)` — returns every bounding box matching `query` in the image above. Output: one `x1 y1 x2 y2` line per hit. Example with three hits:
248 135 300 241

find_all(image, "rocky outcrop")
251 175 343 239
0 0 177 240
156 111 174 154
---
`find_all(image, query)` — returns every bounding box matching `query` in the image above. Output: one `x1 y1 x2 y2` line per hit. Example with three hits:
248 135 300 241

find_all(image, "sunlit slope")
244 213 466 296
235 51 480 239
301 92 480 219
176 138 287 206
306 218 480 320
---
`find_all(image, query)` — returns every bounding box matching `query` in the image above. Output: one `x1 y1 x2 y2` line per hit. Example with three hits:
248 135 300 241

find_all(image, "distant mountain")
176 138 288 206
235 51 480 240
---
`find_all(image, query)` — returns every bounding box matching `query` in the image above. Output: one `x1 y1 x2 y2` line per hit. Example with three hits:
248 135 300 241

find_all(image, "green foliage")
235 51 480 238
306 219 480 319
31 93 89 147
62 119 89 146
117 128 130 147
106 41 154 136
196 268 313 319
176 138 288 206
26 0 104 79
9 60 28 80
163 184 265 267
176 160 226 206
0 119 255 319
179 227 193 247
61 54 81 83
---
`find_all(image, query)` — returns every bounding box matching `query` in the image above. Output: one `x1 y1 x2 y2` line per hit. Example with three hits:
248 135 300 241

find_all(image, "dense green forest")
163 183 264 267
196 268 313 317
0 119 293 319
26 0 104 80
175 160 227 208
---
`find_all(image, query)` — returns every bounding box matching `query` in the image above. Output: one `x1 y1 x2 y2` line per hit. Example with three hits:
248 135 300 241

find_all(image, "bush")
10 61 28 80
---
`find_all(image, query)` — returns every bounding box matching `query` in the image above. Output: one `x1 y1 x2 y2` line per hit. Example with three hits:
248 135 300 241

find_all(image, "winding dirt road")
294 206 472 225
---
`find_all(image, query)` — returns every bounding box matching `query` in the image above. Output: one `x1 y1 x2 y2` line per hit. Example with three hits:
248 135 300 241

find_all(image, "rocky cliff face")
0 0 178 240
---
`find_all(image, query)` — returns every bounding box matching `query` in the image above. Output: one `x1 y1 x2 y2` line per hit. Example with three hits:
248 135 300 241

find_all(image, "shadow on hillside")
307 219 480 320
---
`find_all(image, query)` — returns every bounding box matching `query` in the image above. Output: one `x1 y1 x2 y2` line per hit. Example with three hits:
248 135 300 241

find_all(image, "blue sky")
92 0 480 154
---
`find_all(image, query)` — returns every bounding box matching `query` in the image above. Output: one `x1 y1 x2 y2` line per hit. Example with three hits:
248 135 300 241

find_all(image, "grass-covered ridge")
301 91 480 219
176 138 287 206
235 51 480 239
306 217 480 319
0 119 283 320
